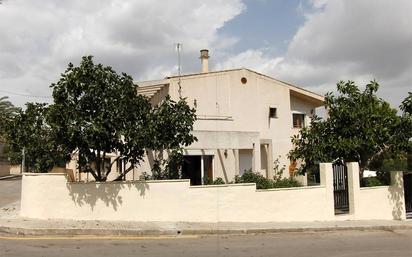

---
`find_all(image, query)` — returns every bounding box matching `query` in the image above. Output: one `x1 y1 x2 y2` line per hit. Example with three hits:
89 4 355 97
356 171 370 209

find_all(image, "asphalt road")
0 176 21 207
1 230 412 257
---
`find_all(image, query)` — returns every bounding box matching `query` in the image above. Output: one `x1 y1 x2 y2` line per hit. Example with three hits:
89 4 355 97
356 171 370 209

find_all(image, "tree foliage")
5 103 69 172
47 56 153 181
45 56 196 181
401 92 412 114
0 96 19 141
148 95 197 179
289 81 411 173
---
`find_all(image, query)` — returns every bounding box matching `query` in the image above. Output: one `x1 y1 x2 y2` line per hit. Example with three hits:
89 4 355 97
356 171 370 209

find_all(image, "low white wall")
353 170 406 220
356 186 404 220
20 163 407 222
21 173 334 222
341 163 406 220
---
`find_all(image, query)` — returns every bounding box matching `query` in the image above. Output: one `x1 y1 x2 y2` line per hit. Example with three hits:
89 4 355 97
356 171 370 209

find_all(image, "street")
1 230 412 257
0 176 21 207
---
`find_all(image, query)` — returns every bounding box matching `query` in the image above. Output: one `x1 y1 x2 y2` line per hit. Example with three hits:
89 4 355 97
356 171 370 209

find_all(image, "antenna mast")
176 43 182 98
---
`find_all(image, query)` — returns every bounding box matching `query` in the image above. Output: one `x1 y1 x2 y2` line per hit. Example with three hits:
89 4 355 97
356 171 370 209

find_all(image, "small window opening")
241 77 247 84
292 113 305 128
269 107 277 118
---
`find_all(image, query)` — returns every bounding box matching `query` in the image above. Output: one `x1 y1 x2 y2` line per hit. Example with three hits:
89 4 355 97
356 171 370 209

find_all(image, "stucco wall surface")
21 174 334 222
20 163 406 222
356 186 405 220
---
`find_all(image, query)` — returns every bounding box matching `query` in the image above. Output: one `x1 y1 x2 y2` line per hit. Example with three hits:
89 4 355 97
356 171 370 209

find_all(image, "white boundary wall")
20 163 406 222
343 163 406 220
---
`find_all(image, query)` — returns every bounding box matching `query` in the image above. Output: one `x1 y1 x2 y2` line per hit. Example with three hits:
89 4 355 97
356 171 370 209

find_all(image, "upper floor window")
269 107 277 118
292 113 305 128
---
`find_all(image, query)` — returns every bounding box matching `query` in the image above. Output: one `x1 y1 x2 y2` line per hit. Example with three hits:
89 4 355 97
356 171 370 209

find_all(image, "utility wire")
0 89 52 99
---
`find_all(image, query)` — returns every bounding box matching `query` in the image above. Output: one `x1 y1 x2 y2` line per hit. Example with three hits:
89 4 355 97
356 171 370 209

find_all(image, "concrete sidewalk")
1 201 412 237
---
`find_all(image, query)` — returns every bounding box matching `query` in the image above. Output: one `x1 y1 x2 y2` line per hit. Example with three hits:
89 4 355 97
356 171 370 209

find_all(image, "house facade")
69 50 324 184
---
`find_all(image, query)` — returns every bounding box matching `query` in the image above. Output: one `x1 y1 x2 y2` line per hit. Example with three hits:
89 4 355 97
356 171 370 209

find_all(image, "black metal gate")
333 163 349 214
404 173 412 219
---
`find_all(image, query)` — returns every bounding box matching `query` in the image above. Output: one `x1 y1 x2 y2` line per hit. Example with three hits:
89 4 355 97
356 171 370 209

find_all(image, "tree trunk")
96 150 101 181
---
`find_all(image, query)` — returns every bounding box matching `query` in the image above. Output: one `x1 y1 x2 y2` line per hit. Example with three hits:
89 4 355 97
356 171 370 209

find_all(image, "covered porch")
183 130 274 185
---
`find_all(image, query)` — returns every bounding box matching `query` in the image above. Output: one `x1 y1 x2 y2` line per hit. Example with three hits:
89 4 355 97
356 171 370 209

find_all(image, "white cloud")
216 0 412 107
0 0 245 106
215 49 284 73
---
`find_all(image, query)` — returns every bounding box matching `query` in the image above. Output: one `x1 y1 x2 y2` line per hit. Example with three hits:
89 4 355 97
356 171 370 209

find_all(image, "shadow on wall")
388 172 405 220
66 181 150 211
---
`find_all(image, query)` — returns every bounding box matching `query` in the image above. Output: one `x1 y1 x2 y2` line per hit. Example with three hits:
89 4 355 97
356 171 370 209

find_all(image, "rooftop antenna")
176 43 182 99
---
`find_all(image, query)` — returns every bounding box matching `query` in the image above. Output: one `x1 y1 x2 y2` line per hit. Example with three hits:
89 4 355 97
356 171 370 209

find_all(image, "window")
292 113 305 128
269 107 277 118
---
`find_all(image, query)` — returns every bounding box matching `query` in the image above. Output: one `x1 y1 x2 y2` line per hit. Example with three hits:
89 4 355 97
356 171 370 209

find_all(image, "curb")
1 224 412 237
0 175 21 180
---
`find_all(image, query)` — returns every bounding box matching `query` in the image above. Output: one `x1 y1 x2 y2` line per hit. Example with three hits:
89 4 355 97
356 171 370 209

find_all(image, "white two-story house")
132 49 324 185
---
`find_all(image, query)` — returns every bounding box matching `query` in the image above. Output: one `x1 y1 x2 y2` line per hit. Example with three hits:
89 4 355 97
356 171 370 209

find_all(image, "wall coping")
256 185 324 192
190 183 256 188
22 172 67 176
68 179 192 185
360 185 390 190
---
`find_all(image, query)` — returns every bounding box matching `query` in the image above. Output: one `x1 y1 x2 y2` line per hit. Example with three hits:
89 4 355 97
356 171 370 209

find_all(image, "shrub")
273 177 302 188
235 170 273 189
203 177 225 185
234 169 302 189
362 176 385 187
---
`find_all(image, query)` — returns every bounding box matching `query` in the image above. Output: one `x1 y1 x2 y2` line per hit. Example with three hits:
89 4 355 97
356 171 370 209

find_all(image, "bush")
273 177 302 188
361 176 385 187
235 169 302 189
203 177 225 185
235 171 273 189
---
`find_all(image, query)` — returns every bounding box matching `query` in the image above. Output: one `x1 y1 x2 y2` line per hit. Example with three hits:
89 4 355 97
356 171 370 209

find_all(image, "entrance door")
239 149 253 175
182 156 201 185
333 163 349 215
404 173 412 219
182 155 213 185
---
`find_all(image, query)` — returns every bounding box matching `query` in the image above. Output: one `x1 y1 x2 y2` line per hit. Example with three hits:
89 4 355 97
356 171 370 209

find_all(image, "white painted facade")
132 67 324 184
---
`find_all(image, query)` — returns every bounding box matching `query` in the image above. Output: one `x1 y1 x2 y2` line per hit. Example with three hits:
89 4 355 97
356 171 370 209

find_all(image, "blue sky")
0 0 411 107
219 0 305 55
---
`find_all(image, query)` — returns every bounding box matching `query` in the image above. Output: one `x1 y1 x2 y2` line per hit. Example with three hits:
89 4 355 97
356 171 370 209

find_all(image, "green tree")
289 81 409 173
400 92 412 171
48 56 152 181
5 103 69 172
401 92 412 114
148 95 197 179
0 96 19 141
48 56 197 181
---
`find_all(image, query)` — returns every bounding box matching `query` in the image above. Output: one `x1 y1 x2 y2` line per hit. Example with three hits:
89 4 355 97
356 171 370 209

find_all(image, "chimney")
200 49 209 73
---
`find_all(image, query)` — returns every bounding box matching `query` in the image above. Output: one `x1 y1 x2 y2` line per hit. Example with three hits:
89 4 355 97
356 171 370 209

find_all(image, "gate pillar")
347 162 360 215
391 171 406 220
320 163 335 219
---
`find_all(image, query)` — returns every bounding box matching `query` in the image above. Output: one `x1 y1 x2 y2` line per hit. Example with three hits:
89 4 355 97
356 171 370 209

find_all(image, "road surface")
1 230 412 257
0 176 21 207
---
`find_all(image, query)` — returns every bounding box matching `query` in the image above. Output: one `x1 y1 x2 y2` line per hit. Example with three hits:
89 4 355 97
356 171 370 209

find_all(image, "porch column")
252 142 261 174
267 143 274 179
234 149 240 176
200 155 205 185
